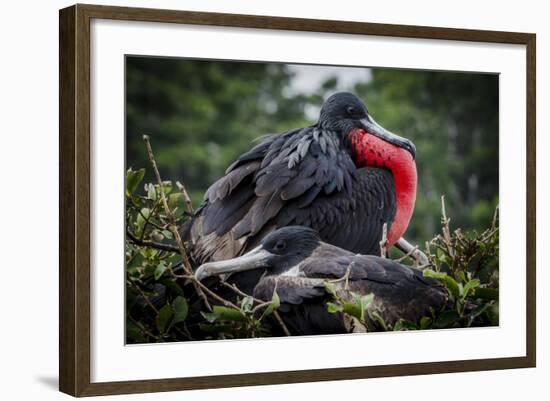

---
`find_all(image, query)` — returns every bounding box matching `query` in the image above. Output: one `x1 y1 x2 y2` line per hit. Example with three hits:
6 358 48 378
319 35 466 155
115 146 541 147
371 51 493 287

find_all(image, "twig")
272 311 292 336
329 262 354 291
252 301 273 314
143 135 212 312
219 281 291 336
128 314 160 341
194 278 239 309
176 181 194 214
379 223 388 258
129 279 194 340
129 280 158 313
139 202 159 241
126 229 180 253
440 196 454 258
491 205 499 231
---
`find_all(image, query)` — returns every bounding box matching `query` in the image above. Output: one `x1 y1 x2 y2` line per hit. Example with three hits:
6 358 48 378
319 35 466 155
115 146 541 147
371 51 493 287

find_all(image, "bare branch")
126 229 179 253
176 181 194 214
143 134 212 312
379 223 388 258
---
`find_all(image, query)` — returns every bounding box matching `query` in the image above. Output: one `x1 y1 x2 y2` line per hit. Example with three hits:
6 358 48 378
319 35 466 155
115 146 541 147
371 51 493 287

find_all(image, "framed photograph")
59 4 536 397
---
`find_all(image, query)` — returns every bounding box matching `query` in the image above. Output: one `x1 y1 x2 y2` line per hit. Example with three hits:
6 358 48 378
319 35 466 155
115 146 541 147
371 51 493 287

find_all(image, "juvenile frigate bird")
195 226 447 335
182 92 418 293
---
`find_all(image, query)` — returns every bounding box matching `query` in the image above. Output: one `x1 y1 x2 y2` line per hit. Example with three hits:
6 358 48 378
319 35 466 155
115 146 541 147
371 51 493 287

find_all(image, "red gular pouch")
348 128 417 247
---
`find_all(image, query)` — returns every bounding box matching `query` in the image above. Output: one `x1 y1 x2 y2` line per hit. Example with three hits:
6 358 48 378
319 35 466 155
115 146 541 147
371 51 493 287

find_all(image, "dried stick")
129 279 158 313
329 261 354 290
143 135 212 312
126 229 179 253
379 223 388 258
128 314 161 341
440 196 454 258
176 181 194 214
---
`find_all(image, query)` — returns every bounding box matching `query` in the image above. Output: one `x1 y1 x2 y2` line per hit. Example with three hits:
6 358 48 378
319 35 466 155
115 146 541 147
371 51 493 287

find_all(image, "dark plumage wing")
253 276 326 306
275 167 395 254
182 127 396 264
300 255 448 325
253 275 347 335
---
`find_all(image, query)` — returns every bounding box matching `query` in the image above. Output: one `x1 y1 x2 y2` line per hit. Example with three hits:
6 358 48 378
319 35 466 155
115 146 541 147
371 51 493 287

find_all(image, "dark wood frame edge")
59 3 536 397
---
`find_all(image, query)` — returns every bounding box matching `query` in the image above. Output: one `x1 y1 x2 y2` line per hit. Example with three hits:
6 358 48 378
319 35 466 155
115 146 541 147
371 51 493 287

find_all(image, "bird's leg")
395 237 429 267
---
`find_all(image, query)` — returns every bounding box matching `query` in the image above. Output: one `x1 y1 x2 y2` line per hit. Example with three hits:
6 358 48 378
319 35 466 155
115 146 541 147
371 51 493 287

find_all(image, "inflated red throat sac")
348 128 417 247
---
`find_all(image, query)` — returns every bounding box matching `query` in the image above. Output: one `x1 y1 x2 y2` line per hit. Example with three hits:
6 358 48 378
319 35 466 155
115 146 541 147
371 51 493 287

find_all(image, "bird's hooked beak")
195 246 271 281
359 114 416 159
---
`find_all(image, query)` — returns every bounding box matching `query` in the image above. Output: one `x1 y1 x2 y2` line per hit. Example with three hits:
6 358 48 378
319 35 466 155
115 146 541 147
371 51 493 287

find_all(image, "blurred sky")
287 64 372 119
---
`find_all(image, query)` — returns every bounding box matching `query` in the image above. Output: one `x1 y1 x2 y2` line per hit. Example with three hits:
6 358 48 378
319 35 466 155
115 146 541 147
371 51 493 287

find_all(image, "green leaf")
158 278 184 296
444 275 460 299
342 292 374 323
201 312 218 323
462 278 481 299
393 319 404 331
393 319 418 331
154 261 168 280
241 296 254 313
205 306 246 322
457 271 467 283
358 293 374 322
162 229 173 239
143 263 156 278
371 311 389 331
434 310 460 329
126 168 145 197
135 208 151 234
323 281 337 297
171 296 188 325
147 183 157 201
126 319 146 342
168 193 182 209
420 316 432 329
260 291 280 319
162 181 173 194
156 303 173 334
326 302 343 313
466 303 491 326
342 302 362 321
423 269 447 280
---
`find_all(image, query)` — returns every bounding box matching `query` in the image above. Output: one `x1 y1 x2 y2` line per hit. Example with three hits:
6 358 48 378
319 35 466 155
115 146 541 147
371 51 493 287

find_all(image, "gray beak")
360 115 416 159
194 246 272 281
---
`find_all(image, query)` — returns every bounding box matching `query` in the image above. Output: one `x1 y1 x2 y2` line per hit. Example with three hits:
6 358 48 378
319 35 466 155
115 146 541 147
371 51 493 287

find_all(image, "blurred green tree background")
126 57 498 246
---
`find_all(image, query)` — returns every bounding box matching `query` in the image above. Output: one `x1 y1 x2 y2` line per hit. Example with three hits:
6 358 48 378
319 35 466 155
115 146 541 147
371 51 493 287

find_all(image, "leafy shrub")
125 138 498 342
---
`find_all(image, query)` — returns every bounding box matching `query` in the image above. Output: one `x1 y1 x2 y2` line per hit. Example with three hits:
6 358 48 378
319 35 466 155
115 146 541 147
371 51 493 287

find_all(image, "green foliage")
126 173 498 342
325 280 374 325
198 291 281 339
125 169 282 342
323 201 499 333
420 199 499 329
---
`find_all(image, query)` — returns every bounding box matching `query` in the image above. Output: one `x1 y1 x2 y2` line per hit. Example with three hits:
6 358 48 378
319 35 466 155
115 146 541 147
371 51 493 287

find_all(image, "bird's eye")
346 106 356 115
274 240 286 252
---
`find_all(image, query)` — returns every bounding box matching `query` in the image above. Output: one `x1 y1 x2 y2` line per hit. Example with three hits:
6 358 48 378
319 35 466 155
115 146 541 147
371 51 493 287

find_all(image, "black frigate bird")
181 92 418 294
194 226 447 335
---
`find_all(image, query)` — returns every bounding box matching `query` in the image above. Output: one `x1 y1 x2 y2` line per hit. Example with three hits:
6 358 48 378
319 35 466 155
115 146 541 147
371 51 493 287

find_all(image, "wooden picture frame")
59 3 536 397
